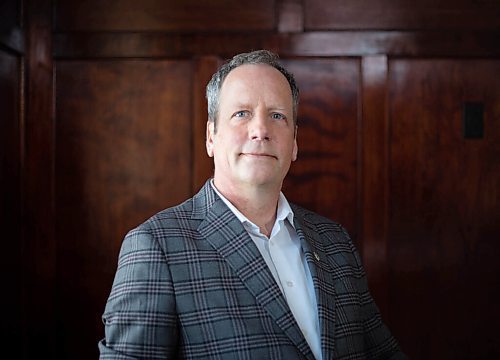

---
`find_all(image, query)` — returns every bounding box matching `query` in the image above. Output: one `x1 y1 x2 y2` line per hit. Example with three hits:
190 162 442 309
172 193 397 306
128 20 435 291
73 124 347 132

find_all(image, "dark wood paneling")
55 60 193 358
54 32 280 59
0 0 22 30
305 0 500 30
0 26 24 54
192 56 221 192
280 31 500 57
278 0 304 33
388 59 500 359
54 31 500 59
24 0 55 358
12 1 496 359
0 49 22 355
282 59 360 241
0 0 24 54
360 55 389 318
55 0 276 32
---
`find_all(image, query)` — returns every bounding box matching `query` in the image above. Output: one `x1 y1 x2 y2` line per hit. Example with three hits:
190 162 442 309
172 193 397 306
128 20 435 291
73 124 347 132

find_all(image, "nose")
249 112 270 141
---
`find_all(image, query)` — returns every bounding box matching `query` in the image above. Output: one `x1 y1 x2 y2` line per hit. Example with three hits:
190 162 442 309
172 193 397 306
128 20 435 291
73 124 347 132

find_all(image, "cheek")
213 137 238 160
222 132 245 149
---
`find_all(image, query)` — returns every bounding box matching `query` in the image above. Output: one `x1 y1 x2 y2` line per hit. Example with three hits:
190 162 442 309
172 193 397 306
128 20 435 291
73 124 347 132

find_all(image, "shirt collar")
210 179 295 230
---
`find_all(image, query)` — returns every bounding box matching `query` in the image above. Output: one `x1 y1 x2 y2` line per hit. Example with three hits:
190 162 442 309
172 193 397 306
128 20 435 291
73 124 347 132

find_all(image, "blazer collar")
292 206 337 360
190 179 219 220
194 180 316 359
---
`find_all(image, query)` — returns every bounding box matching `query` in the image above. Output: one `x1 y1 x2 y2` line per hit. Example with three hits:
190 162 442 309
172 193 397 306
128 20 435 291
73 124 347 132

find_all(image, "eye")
271 113 286 120
234 110 249 118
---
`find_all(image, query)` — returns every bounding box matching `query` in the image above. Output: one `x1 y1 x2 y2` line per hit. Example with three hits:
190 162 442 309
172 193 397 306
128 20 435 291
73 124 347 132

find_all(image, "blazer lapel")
294 214 337 360
194 182 315 359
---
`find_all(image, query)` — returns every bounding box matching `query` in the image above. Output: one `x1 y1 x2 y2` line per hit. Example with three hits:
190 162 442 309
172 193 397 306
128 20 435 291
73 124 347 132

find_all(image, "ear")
292 126 298 161
206 121 215 157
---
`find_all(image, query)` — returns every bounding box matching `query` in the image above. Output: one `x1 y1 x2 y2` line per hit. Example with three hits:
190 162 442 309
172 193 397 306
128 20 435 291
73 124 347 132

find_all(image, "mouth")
241 152 277 159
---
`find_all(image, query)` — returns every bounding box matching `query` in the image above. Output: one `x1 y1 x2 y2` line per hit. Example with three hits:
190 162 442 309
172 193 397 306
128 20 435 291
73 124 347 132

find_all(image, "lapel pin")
314 252 320 261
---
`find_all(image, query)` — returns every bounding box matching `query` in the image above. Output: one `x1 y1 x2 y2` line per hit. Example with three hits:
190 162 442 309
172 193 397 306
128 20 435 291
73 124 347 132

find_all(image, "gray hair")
206 50 300 130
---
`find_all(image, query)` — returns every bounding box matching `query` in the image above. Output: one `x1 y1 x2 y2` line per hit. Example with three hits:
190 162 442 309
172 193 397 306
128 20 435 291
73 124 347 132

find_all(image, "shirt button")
286 281 294 287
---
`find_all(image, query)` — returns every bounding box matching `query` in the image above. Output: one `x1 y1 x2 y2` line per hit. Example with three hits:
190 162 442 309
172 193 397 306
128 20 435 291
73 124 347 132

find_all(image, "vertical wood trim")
192 56 220 192
360 55 389 318
24 0 55 357
277 0 304 33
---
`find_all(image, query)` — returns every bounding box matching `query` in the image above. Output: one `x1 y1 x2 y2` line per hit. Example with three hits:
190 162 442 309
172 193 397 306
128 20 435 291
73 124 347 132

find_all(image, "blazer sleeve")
98 226 178 359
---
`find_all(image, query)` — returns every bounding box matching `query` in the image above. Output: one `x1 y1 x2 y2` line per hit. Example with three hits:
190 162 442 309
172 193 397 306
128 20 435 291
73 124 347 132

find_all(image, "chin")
240 173 280 187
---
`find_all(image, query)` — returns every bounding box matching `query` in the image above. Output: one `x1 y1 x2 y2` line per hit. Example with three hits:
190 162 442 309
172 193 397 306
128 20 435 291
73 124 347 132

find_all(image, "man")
99 50 406 359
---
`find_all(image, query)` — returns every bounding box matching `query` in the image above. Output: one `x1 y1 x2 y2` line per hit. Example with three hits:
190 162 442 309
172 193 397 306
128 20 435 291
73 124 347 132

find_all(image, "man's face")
206 64 298 191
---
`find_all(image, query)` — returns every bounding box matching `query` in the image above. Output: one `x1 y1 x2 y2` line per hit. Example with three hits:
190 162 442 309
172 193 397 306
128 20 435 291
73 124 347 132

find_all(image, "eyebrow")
229 102 290 111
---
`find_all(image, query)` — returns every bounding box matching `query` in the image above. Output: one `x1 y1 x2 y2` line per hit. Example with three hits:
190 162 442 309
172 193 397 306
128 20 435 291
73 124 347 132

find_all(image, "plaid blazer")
99 180 407 359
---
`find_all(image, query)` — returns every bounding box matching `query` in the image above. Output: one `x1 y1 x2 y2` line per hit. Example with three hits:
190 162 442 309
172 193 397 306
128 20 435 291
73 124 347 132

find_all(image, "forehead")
220 64 292 101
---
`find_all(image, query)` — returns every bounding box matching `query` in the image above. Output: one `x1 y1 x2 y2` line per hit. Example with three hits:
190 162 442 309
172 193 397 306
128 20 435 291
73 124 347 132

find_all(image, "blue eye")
234 111 248 118
271 113 285 120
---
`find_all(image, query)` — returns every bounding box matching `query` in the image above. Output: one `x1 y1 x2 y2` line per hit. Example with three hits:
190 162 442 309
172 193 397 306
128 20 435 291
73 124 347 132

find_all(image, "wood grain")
8 1 500 358
55 59 193 358
360 55 390 318
388 59 500 359
55 0 276 32
304 0 500 30
23 0 56 357
278 0 304 33
54 31 500 59
0 49 23 356
282 58 360 242
192 56 222 192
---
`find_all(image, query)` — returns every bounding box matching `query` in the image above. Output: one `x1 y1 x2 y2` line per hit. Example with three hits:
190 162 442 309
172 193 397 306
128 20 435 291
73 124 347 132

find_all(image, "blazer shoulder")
131 196 197 234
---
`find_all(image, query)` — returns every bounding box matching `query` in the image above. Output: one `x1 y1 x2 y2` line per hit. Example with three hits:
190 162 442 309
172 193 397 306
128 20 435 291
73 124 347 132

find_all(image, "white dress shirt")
211 181 322 360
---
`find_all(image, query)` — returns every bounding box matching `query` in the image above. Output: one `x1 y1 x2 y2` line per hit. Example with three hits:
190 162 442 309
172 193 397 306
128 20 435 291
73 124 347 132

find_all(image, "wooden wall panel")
24 0 56 357
388 59 500 359
282 59 360 241
55 0 276 32
0 0 21 29
192 56 221 191
55 60 193 358
0 0 24 55
304 0 500 30
8 1 495 359
0 49 23 356
360 55 390 317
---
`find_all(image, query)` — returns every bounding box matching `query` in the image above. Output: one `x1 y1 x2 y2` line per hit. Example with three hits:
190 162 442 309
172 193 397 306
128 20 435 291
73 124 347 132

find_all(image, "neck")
213 179 281 237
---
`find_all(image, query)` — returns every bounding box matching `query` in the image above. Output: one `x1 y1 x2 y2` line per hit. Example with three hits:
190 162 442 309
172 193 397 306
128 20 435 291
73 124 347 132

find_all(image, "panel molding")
54 31 500 59
278 0 304 33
